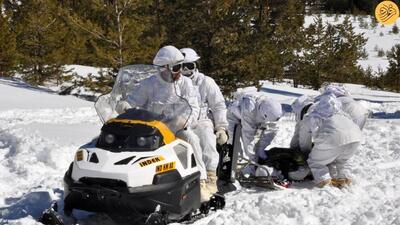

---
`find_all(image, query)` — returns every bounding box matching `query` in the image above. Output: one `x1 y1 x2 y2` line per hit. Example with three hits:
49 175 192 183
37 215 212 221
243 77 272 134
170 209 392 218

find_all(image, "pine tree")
299 15 366 89
271 0 306 83
158 0 259 94
7 0 69 85
0 0 17 77
61 0 164 69
385 44 400 92
243 1 284 87
327 16 367 83
56 0 164 94
300 16 327 89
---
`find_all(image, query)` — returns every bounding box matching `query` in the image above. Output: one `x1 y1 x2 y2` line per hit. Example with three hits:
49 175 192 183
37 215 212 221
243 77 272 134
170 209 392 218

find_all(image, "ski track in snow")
1 79 400 225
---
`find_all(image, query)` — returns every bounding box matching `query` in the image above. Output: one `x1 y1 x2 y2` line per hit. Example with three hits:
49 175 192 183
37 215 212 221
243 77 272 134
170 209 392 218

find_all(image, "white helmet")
153 45 184 66
180 48 200 63
292 95 314 121
318 84 350 98
258 97 283 122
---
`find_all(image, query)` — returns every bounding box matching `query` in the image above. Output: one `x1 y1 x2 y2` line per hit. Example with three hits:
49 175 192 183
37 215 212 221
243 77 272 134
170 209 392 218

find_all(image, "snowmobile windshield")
95 64 192 135
95 64 158 123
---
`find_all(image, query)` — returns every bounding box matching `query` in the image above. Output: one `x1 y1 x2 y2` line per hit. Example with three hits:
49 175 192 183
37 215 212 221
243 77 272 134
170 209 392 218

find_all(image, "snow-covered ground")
1 77 400 225
0 78 102 224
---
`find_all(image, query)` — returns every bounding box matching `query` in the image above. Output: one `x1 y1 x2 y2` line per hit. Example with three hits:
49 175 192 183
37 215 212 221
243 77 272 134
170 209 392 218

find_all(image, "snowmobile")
39 65 224 225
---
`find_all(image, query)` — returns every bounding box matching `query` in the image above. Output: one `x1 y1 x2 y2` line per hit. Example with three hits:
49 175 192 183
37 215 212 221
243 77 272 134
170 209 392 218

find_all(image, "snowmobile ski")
144 194 225 225
38 202 65 225
177 194 225 224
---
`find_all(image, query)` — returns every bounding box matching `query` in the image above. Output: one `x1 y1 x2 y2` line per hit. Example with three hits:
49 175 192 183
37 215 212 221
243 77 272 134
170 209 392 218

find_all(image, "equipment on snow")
217 124 309 192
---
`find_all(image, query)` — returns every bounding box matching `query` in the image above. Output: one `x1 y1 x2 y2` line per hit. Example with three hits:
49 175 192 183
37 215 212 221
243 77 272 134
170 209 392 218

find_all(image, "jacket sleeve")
290 122 301 149
227 102 241 144
255 122 278 154
204 77 228 130
339 97 368 130
240 97 258 158
180 78 200 128
298 119 313 152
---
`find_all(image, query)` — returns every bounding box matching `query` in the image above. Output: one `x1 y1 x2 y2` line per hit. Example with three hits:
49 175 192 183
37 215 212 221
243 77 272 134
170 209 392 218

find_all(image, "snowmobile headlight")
105 134 115 144
137 137 147 147
76 150 84 161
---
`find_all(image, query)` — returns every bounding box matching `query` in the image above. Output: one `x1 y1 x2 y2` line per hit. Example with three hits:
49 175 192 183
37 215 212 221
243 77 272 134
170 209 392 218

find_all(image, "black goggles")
183 62 196 70
169 63 182 73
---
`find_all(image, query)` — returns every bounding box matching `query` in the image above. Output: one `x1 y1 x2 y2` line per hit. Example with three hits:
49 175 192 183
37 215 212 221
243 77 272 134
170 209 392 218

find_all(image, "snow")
0 78 102 224
261 81 400 105
1 77 400 225
0 78 94 110
304 15 400 73
63 65 102 79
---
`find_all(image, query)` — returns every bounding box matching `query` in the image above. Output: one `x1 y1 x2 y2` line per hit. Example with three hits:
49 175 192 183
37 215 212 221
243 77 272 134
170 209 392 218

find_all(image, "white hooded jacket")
290 94 362 152
337 96 368 130
227 92 282 160
317 84 368 130
190 70 228 130
127 71 200 132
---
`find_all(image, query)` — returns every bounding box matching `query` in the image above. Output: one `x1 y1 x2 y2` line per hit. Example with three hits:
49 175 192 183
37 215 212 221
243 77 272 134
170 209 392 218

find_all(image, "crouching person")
290 93 362 188
227 92 283 177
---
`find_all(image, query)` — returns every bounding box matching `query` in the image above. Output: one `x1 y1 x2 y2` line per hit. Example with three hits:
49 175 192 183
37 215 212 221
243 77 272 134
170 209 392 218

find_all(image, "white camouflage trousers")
192 120 219 172
176 128 207 180
307 142 360 183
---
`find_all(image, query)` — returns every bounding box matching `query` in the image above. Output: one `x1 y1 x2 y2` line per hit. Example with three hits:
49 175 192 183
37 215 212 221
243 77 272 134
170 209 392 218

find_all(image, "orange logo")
375 1 399 25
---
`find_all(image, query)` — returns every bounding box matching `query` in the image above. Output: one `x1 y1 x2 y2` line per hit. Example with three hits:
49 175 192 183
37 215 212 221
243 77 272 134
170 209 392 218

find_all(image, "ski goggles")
168 63 183 73
183 62 196 71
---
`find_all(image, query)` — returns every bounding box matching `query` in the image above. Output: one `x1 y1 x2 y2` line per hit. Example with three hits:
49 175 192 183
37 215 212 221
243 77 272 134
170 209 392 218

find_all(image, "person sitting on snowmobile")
290 93 362 188
227 91 283 177
120 45 213 202
179 48 229 198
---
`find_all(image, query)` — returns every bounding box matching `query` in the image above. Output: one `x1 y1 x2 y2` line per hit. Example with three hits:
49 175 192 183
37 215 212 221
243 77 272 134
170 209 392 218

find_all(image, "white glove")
115 101 131 114
215 128 228 145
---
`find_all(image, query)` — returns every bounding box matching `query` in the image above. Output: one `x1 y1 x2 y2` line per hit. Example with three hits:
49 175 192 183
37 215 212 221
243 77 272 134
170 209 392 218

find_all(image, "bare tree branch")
68 15 119 47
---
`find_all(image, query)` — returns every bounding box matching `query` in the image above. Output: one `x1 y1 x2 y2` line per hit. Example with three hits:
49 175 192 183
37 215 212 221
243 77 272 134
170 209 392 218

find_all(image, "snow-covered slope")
305 15 400 73
261 81 400 105
1 77 400 225
0 78 102 224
